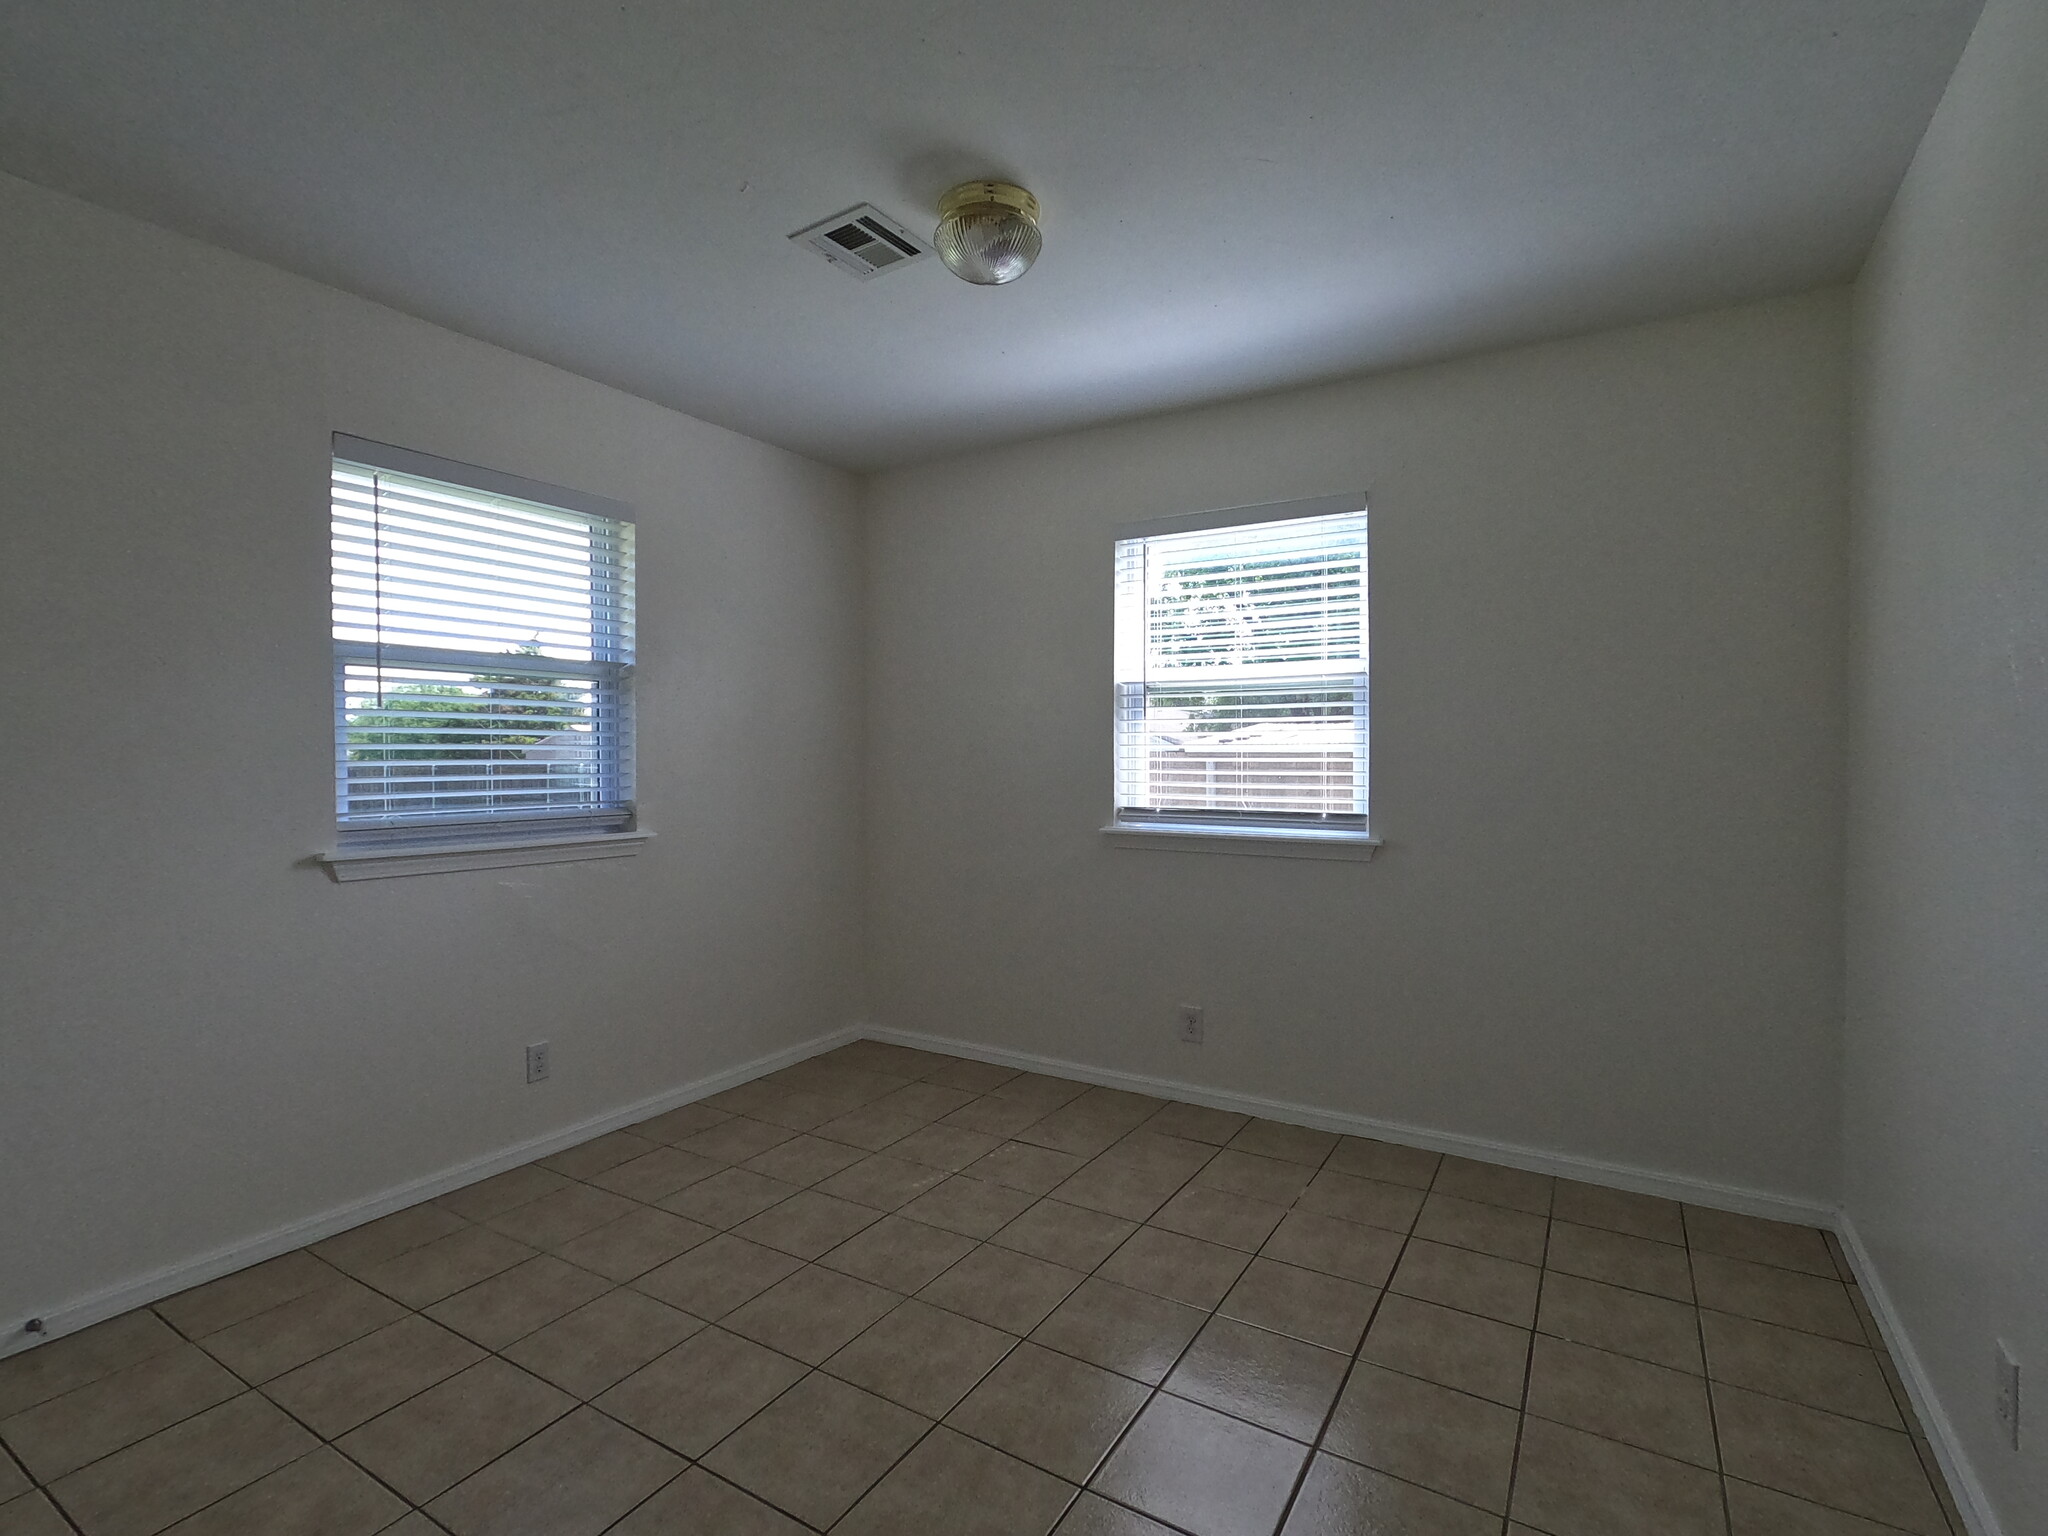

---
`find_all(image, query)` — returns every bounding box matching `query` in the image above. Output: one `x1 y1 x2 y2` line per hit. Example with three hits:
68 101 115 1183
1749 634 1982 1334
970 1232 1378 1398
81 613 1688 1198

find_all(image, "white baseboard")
2 1023 860 1360
861 1025 1835 1227
1835 1215 2004 1536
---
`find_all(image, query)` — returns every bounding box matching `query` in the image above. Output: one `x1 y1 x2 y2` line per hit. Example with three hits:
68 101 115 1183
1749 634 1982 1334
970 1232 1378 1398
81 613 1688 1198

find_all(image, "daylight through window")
330 440 635 848
1114 503 1368 833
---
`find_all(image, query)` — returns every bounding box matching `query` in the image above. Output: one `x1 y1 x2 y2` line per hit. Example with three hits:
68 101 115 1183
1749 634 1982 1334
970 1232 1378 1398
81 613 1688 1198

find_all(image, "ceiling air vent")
789 204 930 279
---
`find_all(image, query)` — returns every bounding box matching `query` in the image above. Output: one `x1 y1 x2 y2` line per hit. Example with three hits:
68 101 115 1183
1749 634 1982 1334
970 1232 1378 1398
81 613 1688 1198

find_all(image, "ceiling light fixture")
933 181 1042 285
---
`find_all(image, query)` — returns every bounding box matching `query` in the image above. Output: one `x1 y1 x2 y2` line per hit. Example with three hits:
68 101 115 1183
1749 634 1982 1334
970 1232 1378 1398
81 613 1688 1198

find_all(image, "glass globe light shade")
934 181 1042 285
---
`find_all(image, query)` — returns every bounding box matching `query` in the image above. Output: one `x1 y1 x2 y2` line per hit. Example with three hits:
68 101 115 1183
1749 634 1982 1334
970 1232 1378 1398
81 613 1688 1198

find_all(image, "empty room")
1 1 2042 1533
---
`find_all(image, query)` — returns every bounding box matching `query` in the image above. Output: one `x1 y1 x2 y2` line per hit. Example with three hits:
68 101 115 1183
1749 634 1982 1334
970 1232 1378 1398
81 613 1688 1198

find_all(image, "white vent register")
790 204 929 278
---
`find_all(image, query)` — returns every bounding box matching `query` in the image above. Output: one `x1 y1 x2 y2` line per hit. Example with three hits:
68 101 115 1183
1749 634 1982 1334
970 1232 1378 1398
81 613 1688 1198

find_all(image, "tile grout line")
1683 1202 1738 1535
1496 1179 1557 1536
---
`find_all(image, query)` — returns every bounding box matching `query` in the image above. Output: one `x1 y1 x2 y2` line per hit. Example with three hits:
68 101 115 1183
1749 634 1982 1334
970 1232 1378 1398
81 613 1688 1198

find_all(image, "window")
330 436 636 853
1112 497 1370 845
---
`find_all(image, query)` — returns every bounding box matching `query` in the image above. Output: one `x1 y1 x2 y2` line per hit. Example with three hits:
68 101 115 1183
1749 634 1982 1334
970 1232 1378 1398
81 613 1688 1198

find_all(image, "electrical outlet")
1176 1005 1205 1045
1996 1342 2021 1450
525 1041 552 1084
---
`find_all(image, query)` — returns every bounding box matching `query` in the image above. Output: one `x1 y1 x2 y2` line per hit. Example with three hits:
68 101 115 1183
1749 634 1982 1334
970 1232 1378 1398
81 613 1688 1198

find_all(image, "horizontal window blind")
332 453 635 846
1114 506 1367 827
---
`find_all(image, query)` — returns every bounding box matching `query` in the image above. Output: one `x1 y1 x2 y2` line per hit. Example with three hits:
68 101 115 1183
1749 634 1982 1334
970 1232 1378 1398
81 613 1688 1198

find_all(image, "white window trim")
320 829 654 881
323 434 641 873
1107 493 1374 857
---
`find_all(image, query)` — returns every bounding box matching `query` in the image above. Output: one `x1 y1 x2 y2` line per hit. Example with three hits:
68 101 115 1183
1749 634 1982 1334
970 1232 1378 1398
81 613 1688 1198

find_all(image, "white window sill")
1101 822 1381 861
320 830 653 881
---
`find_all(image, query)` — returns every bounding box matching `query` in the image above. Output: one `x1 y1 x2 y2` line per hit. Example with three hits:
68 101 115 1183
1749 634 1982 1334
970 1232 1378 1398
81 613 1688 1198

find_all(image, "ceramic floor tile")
824 1297 1017 1417
1507 1416 1726 1536
433 1166 573 1224
1260 1210 1403 1288
1295 1170 1425 1233
1413 1192 1548 1265
1525 1334 1718 1467
630 1233 802 1319
1097 1130 1217 1183
1430 1157 1553 1217
1280 1454 1499 1536
700 1372 930 1530
1048 1162 1187 1224
0 1458 22 1504
970 1141 1089 1194
1388 1239 1540 1328
816 1103 931 1151
1091 1392 1308 1536
1223 1120 1338 1169
673 1117 796 1166
874 1081 978 1124
1147 1102 1251 1146
153 1252 344 1340
627 1102 733 1145
1712 1382 1947 1535
423 1255 611 1350
196 1276 406 1382
0 1313 186 1420
1097 1228 1251 1311
1321 1364 1519 1514
1150 1187 1287 1253
1054 1493 1181 1534
816 1153 952 1211
311 1204 470 1277
949 1095 1062 1139
750 1089 868 1133
1549 1180 1686 1245
1536 1271 1704 1374
836 1426 1078 1536
1691 1253 1864 1342
988 1073 1092 1111
1545 1221 1694 1302
1015 1108 1131 1161
551 1206 715 1282
584 1146 723 1204
607 1465 807 1536
499 1289 702 1399
1165 1315 1349 1443
47 1392 316 1536
731 1189 883 1259
1 1343 243 1482
1031 1279 1208 1386
1700 1310 1902 1427
923 1058 1023 1094
899 1174 1041 1238
334 1357 573 1505
1191 1150 1316 1206
1723 1477 1911 1536
425 1406 681 1536
1359 1293 1530 1407
1218 1258 1378 1353
993 1199 1140 1271
721 1265 899 1364
819 1212 978 1293
653 1168 798 1230
1324 1137 1442 1191
739 1134 868 1188
919 1246 1088 1335
1685 1207 1836 1277
156 1445 405 1536
261 1313 486 1437
595 1327 806 1458
0 1492 71 1536
538 1130 657 1181
358 1226 537 1309
889 1123 1006 1172
948 1342 1150 1482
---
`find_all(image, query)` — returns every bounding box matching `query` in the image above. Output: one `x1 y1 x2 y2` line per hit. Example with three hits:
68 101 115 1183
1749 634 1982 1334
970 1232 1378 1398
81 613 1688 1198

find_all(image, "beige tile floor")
0 1041 1967 1536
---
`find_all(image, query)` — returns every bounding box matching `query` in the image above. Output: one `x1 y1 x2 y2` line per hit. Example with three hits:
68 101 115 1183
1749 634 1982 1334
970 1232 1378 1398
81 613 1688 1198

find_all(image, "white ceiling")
0 1 1982 469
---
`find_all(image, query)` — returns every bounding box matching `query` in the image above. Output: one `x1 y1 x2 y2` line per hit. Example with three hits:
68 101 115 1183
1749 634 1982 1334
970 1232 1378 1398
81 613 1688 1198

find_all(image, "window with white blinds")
1114 501 1368 832
330 437 635 849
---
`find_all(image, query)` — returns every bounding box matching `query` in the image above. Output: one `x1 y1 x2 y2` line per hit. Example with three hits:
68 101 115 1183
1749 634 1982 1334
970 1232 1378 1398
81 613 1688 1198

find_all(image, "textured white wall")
865 291 1850 1204
1846 0 2048 1526
0 174 866 1328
